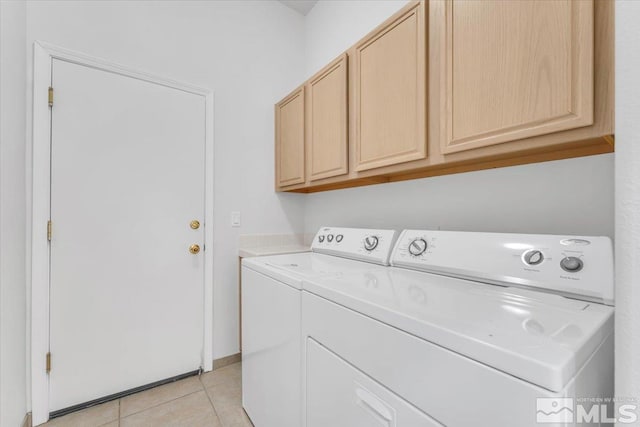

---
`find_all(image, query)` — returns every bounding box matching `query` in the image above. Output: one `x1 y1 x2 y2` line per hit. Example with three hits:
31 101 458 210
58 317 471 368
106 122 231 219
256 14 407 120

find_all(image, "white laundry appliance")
241 226 398 427
302 230 614 427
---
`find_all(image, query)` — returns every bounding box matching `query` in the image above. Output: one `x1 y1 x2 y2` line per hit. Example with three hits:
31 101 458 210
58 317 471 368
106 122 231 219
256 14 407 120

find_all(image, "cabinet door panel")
444 0 594 154
354 1 427 172
308 55 348 181
276 88 305 188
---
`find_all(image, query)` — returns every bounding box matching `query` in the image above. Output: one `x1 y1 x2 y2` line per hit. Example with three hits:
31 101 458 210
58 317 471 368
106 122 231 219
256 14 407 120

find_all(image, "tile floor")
42 362 253 427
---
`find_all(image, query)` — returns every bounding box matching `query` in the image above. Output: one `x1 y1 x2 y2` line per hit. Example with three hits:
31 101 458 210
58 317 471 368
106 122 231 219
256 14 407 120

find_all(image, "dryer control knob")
523 250 544 266
318 235 325 243
408 238 428 256
560 256 583 273
327 234 334 242
364 236 379 251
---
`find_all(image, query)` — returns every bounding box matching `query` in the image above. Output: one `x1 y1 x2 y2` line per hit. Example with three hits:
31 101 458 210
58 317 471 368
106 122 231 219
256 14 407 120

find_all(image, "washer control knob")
364 236 379 251
327 234 334 242
318 235 325 243
560 256 583 273
336 234 344 243
408 238 428 257
523 250 544 266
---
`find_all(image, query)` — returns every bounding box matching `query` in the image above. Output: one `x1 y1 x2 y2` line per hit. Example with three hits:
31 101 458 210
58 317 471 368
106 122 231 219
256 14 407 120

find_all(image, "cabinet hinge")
48 87 54 107
47 220 52 241
46 352 51 374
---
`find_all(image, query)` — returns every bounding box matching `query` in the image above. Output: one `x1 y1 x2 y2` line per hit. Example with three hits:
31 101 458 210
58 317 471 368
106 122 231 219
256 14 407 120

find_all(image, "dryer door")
306 338 441 427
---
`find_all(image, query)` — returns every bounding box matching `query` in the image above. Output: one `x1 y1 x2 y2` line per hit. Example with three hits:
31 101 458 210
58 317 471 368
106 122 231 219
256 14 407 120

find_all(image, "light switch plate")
231 211 241 227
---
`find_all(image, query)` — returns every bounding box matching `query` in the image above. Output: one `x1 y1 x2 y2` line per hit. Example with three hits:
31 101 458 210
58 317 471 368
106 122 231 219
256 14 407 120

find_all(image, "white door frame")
30 41 215 425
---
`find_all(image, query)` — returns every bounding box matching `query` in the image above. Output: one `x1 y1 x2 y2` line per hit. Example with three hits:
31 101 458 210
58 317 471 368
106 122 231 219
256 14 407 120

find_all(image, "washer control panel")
522 249 544 266
391 230 614 305
363 236 379 251
408 238 428 256
312 227 398 265
560 256 584 272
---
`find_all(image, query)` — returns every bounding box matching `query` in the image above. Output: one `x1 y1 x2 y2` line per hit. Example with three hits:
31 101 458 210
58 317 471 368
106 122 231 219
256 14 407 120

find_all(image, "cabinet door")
443 0 594 154
354 1 427 172
307 55 348 181
275 87 305 188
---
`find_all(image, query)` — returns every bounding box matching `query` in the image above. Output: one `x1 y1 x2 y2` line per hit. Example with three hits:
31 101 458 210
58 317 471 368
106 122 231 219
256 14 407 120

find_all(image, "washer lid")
302 267 613 392
242 252 386 290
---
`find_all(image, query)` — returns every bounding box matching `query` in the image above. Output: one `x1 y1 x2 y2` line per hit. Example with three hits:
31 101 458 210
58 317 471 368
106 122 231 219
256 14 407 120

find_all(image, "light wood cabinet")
274 0 613 193
275 87 305 188
354 1 426 171
443 0 594 154
307 54 349 181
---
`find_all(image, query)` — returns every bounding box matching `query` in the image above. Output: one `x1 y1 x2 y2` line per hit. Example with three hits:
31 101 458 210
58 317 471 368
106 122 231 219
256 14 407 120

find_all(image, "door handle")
189 244 201 254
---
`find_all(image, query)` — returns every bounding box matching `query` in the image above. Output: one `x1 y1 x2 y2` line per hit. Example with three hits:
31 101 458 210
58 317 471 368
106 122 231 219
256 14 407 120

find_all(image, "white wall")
305 0 408 75
25 0 307 367
304 154 614 236
615 0 640 413
303 0 614 239
0 1 28 426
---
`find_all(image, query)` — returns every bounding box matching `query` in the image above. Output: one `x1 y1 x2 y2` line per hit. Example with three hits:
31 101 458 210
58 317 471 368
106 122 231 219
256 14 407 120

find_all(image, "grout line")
202 382 223 425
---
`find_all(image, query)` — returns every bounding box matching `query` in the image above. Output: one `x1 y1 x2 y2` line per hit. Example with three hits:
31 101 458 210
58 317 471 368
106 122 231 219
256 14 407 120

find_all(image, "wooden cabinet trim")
443 0 595 154
354 1 427 172
307 54 349 182
275 86 305 188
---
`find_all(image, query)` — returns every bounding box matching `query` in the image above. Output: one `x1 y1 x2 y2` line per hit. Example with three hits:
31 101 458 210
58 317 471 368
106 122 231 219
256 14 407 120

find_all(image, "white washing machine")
241 226 398 427
302 230 614 427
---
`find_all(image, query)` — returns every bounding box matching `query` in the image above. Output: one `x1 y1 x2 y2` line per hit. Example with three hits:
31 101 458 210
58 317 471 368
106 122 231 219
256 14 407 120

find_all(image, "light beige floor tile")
208 399 253 427
42 400 119 427
101 422 119 427
120 391 221 427
200 362 241 389
120 376 203 417
206 379 241 405
206 381 253 427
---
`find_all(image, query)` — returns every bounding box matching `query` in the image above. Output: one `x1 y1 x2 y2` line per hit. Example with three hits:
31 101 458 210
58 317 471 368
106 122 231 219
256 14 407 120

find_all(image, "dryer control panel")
391 230 614 305
312 227 398 266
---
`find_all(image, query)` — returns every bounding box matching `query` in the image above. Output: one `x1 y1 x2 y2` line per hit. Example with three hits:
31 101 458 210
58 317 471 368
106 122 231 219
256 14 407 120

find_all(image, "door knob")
190 220 200 230
189 244 201 254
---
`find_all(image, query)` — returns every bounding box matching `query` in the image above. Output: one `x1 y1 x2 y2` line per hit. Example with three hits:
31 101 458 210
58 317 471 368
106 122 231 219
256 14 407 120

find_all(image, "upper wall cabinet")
275 87 305 188
354 1 427 171
307 54 349 181
443 0 594 154
274 0 613 193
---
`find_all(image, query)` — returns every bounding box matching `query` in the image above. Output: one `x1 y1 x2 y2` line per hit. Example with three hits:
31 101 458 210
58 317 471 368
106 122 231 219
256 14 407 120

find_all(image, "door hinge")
48 87 54 107
46 352 51 374
47 220 52 241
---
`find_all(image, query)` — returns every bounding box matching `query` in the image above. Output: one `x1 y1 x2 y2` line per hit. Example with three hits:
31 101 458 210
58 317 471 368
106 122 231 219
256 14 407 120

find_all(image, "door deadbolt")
190 220 200 230
189 244 201 254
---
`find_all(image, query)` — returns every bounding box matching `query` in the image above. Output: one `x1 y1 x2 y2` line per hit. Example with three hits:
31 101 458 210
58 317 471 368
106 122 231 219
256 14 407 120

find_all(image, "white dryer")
302 230 615 427
241 226 398 427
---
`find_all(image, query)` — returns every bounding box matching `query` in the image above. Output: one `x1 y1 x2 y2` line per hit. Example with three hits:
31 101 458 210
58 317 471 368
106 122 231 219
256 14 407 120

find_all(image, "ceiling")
278 0 319 16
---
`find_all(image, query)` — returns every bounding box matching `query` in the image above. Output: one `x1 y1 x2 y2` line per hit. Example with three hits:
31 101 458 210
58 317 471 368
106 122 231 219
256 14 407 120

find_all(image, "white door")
49 58 206 412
